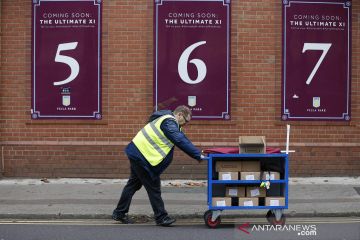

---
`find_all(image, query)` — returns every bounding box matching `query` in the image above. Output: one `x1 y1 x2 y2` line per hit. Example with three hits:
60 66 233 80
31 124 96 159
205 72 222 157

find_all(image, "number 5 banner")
282 0 351 121
154 0 231 120
31 0 102 119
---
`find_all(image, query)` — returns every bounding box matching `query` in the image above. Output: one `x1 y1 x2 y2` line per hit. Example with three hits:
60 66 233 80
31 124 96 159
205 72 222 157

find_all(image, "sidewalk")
0 177 359 221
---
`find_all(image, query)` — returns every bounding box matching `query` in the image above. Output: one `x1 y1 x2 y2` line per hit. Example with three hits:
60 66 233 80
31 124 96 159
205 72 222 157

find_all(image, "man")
112 105 204 226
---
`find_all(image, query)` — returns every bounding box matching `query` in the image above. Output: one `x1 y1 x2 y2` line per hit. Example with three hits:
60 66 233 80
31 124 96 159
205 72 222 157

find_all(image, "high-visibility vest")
132 114 178 166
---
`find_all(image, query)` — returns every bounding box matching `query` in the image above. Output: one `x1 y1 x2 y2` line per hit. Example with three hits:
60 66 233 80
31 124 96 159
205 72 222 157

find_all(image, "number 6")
178 41 207 84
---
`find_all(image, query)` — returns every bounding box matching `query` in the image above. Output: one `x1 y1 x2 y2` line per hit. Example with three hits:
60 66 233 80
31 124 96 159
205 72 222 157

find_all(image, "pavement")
0 177 359 222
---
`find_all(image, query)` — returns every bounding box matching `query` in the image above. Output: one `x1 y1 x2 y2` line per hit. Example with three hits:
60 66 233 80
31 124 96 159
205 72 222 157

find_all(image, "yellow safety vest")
132 114 178 166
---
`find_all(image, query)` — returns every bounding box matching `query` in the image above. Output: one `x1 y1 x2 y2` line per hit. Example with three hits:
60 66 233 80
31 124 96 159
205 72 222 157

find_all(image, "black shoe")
112 214 134 224
156 216 176 226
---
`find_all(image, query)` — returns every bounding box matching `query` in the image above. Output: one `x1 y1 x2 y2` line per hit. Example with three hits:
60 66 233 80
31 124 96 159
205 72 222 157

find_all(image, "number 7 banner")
281 0 351 121
154 0 231 120
31 0 102 119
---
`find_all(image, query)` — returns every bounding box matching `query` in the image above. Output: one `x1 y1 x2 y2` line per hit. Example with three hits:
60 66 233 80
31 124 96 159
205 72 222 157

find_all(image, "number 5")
302 43 332 85
53 42 79 86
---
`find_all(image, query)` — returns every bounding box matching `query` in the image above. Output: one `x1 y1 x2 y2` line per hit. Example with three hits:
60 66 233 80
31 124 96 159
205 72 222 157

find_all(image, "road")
0 217 359 240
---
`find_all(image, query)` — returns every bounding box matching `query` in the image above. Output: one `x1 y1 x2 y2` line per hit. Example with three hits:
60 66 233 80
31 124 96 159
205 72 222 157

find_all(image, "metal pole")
286 125 290 154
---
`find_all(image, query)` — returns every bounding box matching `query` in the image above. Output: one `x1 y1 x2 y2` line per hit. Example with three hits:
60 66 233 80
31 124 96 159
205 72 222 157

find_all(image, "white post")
286 124 290 154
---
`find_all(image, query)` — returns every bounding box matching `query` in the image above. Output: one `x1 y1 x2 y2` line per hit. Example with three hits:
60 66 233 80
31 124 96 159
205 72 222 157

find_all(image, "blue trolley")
203 153 289 228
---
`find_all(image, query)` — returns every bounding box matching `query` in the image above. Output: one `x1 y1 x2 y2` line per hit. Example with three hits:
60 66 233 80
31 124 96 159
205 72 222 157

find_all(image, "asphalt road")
0 218 359 240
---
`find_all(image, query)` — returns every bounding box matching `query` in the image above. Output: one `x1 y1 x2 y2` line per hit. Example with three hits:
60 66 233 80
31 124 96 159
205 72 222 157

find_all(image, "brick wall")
0 0 359 179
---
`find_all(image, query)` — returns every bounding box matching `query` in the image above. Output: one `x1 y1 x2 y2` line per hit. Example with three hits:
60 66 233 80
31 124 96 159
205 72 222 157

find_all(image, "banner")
154 0 231 120
31 0 102 119
282 0 351 121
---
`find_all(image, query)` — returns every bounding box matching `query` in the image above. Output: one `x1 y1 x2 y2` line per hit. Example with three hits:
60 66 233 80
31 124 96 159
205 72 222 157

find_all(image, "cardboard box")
216 161 242 172
212 197 232 207
242 161 261 172
238 198 259 207
246 186 266 197
239 136 266 154
226 186 246 197
261 171 281 180
265 197 285 206
219 172 238 180
240 172 261 180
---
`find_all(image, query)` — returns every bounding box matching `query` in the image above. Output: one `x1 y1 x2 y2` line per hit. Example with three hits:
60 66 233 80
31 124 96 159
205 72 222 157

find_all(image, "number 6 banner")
282 0 351 121
154 0 231 120
31 0 102 119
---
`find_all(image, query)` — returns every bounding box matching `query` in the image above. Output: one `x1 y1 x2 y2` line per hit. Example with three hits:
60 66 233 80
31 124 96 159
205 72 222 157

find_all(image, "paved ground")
0 177 359 221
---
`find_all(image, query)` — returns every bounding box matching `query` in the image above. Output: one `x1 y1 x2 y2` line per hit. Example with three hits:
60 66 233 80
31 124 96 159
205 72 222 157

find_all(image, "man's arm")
160 118 201 160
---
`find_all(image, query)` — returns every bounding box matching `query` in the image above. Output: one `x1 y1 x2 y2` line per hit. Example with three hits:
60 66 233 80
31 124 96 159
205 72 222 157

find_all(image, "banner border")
31 0 102 119
281 0 351 121
154 0 231 120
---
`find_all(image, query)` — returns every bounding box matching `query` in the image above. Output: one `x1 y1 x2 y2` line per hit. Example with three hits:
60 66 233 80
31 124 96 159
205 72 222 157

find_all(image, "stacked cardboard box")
216 161 242 172
239 136 266 154
216 160 242 180
218 172 238 180
246 186 266 198
212 197 232 207
261 171 280 180
225 186 246 197
265 197 285 206
240 161 261 180
238 197 259 207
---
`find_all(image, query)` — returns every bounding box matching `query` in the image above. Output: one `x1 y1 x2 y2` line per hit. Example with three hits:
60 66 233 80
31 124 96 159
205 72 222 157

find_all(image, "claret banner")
154 0 231 120
282 0 351 121
31 0 102 119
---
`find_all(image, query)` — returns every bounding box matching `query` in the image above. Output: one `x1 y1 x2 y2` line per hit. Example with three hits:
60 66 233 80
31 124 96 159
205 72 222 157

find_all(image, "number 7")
302 43 332 85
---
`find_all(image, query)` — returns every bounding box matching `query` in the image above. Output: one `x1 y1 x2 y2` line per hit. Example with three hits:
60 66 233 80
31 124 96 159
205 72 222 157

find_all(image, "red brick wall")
0 0 359 178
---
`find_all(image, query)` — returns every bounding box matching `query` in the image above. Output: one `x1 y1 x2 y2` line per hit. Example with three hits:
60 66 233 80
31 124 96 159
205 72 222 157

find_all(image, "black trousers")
113 158 168 223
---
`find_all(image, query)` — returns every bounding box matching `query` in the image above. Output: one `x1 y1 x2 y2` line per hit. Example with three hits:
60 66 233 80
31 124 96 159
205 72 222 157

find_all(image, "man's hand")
197 154 206 163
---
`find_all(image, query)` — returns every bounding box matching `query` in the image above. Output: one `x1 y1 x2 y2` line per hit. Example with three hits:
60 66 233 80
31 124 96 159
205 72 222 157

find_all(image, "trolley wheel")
204 210 221 228
266 210 286 226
